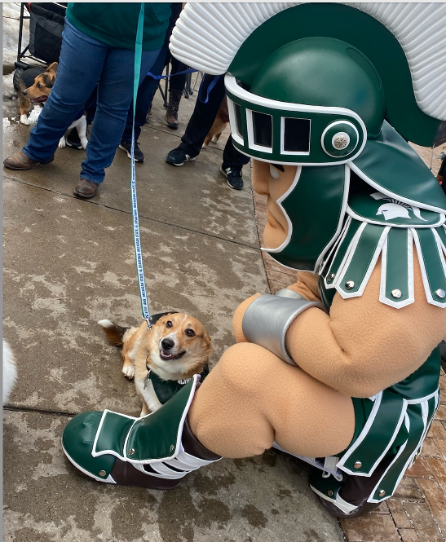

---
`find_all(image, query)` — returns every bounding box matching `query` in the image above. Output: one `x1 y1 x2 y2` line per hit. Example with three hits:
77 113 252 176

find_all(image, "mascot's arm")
232 271 318 343
285 256 446 398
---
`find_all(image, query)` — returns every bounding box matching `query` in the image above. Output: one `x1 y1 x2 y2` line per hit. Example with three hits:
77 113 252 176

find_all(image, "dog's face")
147 313 212 379
23 62 58 103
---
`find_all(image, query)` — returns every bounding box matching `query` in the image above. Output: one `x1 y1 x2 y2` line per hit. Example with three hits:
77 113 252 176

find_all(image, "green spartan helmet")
212 4 446 272
251 37 385 140
225 37 386 271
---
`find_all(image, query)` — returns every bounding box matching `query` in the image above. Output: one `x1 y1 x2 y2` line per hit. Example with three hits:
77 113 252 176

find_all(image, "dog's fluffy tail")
98 319 128 347
3 340 17 403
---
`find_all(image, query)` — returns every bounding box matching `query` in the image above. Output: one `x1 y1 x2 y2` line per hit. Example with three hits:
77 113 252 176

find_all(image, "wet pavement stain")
241 504 268 529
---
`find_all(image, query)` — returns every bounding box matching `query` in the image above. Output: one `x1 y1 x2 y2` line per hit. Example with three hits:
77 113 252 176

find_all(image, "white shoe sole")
169 156 196 167
119 144 144 163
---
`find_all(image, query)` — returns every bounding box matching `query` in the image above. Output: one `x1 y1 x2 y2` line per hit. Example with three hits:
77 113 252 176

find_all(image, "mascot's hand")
232 293 262 343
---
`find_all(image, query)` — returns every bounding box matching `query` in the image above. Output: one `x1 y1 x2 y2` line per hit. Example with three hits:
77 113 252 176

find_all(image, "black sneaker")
66 129 83 150
220 166 243 190
165 147 196 166
119 140 144 163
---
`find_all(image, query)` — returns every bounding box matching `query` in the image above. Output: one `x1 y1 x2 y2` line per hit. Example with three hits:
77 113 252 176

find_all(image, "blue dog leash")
131 4 152 328
146 67 197 79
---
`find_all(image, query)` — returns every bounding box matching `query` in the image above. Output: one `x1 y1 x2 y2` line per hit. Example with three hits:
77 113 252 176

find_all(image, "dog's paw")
80 138 88 150
122 365 135 379
58 137 66 149
20 115 30 126
211 135 218 143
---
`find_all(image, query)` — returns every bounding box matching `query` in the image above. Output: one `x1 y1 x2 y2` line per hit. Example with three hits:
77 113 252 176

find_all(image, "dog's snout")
161 338 174 351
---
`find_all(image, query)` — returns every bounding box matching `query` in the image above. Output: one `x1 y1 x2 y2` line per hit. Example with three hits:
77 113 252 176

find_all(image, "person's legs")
222 138 250 171
22 19 108 163
79 47 160 184
189 342 355 459
165 56 188 129
178 74 226 156
121 45 169 145
169 56 188 93
220 137 251 189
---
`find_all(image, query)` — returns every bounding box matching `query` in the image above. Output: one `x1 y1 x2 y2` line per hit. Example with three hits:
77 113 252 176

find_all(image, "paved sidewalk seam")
4 174 261 250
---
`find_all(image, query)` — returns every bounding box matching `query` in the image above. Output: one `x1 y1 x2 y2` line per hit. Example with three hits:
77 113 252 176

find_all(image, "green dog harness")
147 365 209 405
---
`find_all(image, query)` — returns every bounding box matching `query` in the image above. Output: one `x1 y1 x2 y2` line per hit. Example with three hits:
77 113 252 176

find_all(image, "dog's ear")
46 62 58 75
203 330 213 356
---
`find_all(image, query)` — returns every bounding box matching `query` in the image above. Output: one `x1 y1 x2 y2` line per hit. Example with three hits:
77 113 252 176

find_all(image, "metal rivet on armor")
328 273 335 282
354 461 362 469
391 289 402 299
99 470 106 477
333 133 349 150
379 490 386 497
328 490 334 497
436 289 446 299
345 281 355 290
128 448 135 456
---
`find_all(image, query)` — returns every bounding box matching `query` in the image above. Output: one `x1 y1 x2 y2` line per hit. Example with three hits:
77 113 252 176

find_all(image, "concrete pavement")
3 90 344 541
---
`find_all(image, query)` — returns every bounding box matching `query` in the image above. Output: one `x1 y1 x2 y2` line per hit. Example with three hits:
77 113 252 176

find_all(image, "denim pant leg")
22 19 108 163
179 74 226 157
80 47 159 184
122 45 168 143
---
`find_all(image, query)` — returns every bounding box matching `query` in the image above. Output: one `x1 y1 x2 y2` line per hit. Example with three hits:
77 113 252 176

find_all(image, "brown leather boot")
166 90 183 129
74 178 99 199
3 150 54 170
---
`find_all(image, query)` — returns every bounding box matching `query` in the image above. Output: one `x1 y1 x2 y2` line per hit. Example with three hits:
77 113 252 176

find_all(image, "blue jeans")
122 45 169 143
22 19 159 184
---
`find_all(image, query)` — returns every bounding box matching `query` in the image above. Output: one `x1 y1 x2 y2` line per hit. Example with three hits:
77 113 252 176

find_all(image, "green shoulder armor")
320 188 446 308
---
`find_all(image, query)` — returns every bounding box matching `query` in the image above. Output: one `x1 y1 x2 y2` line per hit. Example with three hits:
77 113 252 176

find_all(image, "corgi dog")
3 340 17 404
18 62 88 150
99 313 212 416
203 96 229 147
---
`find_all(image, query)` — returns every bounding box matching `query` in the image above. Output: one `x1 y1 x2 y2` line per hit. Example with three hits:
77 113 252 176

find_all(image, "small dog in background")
203 96 229 147
18 63 57 125
3 340 17 404
99 313 212 416
18 62 88 150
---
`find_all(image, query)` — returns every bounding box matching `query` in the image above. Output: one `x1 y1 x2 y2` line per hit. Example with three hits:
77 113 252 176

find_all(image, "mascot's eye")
185 329 195 337
166 321 173 328
271 163 284 172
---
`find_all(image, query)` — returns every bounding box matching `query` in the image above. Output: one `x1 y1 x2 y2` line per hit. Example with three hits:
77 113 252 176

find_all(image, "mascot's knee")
217 342 279 395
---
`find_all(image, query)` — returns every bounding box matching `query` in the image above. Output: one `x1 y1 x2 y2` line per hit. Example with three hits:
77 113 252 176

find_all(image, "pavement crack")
3 405 77 417
3 176 261 250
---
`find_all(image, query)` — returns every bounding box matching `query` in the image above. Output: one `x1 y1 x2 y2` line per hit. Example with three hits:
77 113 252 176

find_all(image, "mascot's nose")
161 338 174 351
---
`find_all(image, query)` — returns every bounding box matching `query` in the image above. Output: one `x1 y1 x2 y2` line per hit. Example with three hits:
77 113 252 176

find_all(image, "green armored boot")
62 375 220 488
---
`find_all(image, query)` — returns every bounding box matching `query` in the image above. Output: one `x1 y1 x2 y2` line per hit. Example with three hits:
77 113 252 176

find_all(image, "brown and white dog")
18 63 57 125
203 95 230 147
18 62 88 150
99 313 212 416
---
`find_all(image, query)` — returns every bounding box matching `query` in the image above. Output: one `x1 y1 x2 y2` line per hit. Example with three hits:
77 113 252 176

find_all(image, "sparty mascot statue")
62 3 446 518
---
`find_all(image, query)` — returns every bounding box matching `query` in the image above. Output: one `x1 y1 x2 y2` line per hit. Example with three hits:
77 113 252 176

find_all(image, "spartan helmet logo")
373 193 427 222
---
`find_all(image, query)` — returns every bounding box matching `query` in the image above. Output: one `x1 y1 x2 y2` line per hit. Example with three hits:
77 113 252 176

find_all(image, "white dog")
3 340 17 403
